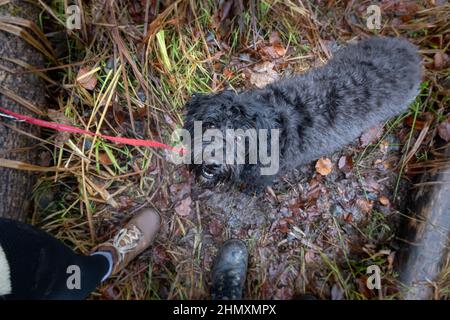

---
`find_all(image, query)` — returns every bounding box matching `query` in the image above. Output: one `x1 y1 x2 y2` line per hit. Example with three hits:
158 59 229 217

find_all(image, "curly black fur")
183 37 422 188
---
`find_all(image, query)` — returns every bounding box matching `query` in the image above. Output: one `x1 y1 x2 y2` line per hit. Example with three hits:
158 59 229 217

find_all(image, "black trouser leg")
0 218 109 300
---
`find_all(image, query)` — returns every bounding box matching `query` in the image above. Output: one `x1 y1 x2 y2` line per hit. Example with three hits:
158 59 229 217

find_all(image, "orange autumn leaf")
315 157 333 176
98 152 113 165
379 196 390 206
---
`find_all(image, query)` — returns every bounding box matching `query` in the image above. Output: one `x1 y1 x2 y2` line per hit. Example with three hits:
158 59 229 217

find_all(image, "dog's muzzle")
201 162 221 180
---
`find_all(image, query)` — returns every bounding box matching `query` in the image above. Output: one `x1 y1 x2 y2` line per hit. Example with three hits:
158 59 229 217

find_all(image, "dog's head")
183 90 277 187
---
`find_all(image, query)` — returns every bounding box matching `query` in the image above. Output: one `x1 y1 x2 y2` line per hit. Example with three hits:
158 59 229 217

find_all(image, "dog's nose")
204 158 220 166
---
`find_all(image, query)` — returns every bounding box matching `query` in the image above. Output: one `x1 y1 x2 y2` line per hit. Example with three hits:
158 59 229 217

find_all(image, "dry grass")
1 0 448 299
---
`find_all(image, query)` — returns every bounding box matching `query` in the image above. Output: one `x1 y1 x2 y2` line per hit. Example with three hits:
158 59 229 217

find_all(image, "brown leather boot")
92 208 160 275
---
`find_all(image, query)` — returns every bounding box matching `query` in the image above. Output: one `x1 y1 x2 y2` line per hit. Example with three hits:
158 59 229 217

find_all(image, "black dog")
183 37 422 188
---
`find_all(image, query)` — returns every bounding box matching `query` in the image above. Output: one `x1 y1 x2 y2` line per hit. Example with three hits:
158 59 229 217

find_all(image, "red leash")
0 106 185 155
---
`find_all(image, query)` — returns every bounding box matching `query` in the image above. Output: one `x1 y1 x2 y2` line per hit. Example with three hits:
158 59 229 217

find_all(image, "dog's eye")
202 122 216 129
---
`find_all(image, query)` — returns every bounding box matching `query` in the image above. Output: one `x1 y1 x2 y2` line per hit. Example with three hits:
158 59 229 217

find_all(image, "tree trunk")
0 1 46 221
397 145 450 299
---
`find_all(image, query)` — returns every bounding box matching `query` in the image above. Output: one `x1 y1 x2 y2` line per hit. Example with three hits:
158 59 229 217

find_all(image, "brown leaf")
98 152 113 165
305 178 323 202
356 198 373 214
437 118 450 142
343 212 353 222
404 115 424 129
258 31 286 59
434 52 449 70
360 126 383 147
315 157 333 176
273 43 286 57
277 219 290 234
380 1 420 15
305 250 316 264
362 176 380 192
223 67 234 79
76 66 97 90
356 277 374 298
269 31 281 46
379 196 390 206
170 182 191 203
338 155 353 173
249 61 279 88
260 44 286 59
209 219 223 236
175 197 192 216
114 108 126 126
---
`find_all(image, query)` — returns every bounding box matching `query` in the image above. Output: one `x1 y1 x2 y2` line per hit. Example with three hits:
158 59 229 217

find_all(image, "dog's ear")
219 90 236 100
185 92 205 112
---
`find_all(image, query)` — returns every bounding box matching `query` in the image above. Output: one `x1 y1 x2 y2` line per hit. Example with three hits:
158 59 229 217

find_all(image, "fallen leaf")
304 177 323 204
223 67 234 79
76 66 97 90
315 157 333 176
98 152 113 165
404 112 434 129
434 52 449 70
169 182 191 203
356 198 373 214
338 155 353 173
305 250 315 264
175 197 192 216
114 108 126 126
400 14 413 23
269 31 281 46
260 45 286 59
273 43 287 57
379 196 390 206
356 276 374 298
249 61 279 88
343 212 353 222
360 126 383 147
118 196 134 210
277 219 290 234
437 118 450 142
380 1 420 15
259 31 286 59
362 177 380 192
209 219 223 236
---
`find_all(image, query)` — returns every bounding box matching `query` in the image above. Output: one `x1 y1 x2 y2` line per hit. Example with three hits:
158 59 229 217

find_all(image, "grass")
0 0 448 299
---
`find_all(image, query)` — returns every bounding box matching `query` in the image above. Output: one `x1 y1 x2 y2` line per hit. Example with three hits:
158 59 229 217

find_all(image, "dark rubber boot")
211 239 248 300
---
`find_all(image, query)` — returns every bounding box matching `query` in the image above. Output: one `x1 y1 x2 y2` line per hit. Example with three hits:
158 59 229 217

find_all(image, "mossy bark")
0 1 46 221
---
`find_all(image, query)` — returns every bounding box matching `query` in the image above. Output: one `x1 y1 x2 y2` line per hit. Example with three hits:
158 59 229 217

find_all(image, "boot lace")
113 225 142 261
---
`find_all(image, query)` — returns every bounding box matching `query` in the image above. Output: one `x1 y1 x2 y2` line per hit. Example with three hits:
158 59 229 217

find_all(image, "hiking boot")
92 208 160 275
211 239 248 300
